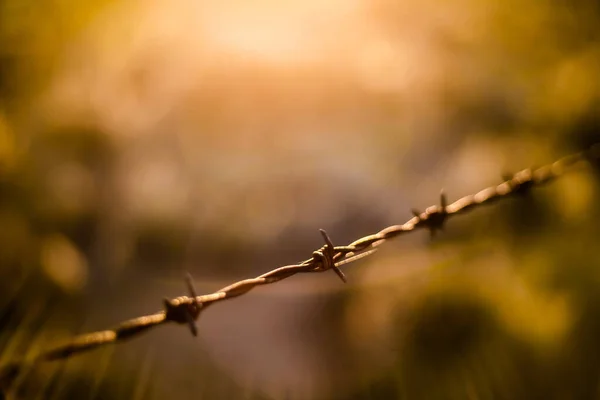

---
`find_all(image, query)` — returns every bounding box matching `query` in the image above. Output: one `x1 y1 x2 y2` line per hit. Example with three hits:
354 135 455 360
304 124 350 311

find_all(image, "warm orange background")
1 0 600 398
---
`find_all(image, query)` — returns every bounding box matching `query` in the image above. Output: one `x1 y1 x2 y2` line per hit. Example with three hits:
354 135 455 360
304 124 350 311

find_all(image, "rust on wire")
0 147 595 393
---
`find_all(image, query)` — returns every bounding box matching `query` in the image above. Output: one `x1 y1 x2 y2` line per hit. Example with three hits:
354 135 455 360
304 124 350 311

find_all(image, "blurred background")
1 0 600 398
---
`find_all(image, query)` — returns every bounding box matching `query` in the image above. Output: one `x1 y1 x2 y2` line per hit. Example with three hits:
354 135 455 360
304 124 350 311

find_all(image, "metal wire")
1 144 598 392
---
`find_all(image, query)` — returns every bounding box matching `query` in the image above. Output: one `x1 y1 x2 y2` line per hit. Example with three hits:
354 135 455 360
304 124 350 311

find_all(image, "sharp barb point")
185 273 198 300
163 298 171 308
319 229 334 249
332 266 347 283
185 312 198 337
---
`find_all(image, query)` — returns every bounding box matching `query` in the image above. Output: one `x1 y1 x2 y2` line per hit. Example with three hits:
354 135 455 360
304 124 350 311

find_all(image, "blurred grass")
1 0 600 398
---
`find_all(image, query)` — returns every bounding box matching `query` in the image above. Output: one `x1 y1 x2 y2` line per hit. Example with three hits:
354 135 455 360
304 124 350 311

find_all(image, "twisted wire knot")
311 229 347 283
163 273 202 336
412 191 448 237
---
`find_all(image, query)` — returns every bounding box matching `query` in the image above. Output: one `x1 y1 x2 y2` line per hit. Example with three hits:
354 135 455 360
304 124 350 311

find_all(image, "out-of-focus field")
1 0 600 398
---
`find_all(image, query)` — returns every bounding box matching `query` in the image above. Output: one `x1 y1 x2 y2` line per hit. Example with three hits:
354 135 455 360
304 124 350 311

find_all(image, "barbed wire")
1 144 599 393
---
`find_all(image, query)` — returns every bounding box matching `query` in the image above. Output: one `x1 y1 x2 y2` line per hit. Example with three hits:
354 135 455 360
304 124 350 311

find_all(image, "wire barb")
163 273 202 336
412 190 448 237
312 229 347 283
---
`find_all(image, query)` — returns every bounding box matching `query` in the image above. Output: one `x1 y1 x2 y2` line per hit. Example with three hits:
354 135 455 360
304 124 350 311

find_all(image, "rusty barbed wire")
1 144 599 393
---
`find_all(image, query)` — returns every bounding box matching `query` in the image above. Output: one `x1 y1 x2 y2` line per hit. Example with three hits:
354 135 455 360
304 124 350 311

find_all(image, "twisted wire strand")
1 144 598 391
